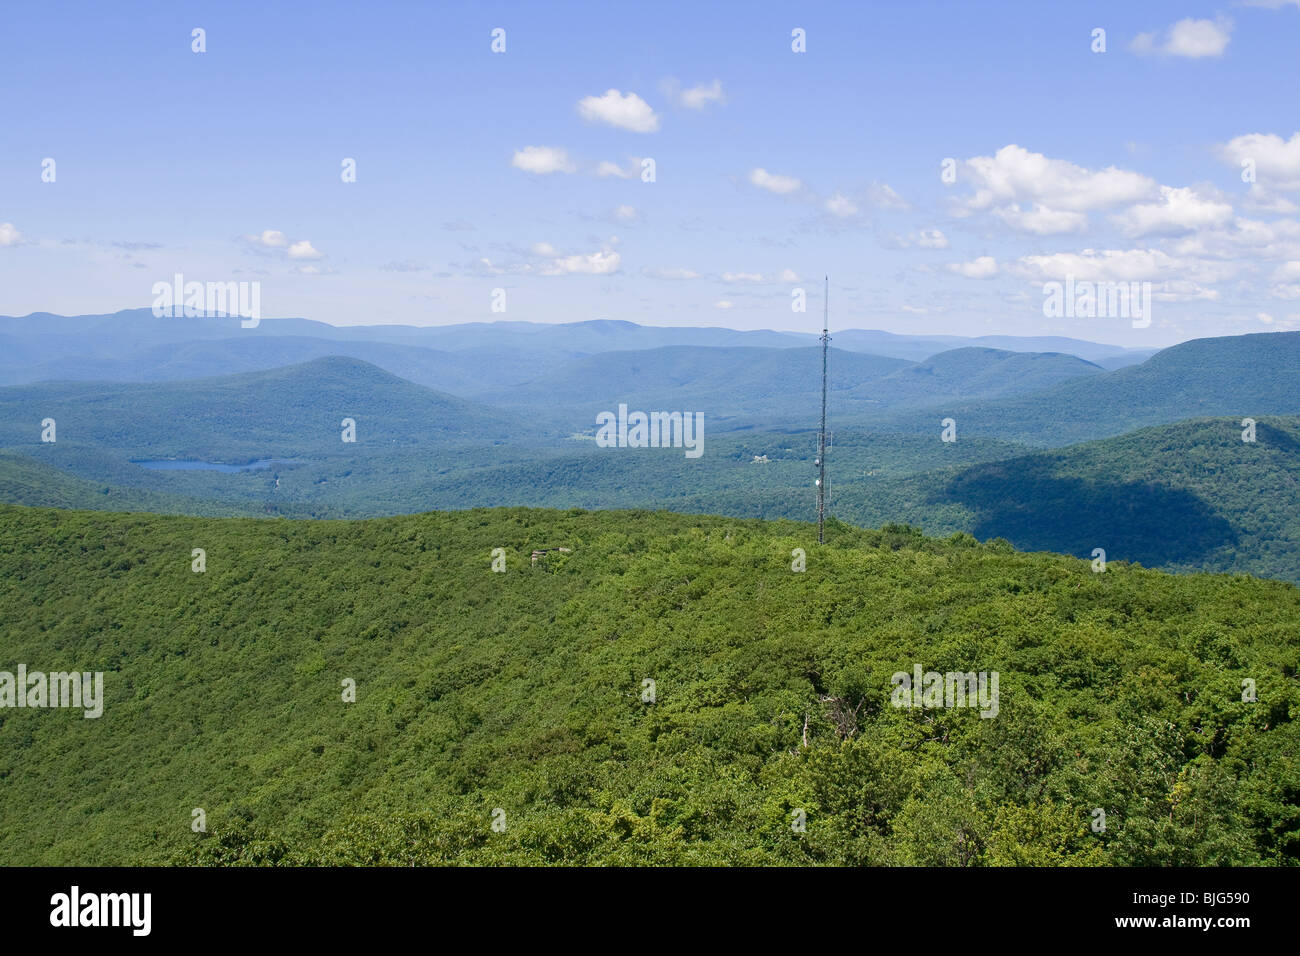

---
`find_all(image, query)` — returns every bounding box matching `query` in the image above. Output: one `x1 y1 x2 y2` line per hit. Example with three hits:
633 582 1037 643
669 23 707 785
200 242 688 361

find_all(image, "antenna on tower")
816 276 830 544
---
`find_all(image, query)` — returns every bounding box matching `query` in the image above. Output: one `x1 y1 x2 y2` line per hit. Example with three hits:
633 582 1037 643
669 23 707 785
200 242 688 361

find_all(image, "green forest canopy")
1 504 1296 865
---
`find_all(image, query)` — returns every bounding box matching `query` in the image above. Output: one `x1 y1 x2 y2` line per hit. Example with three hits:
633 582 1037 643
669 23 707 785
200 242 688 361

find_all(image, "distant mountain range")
1 312 1297 581
873 331 1300 447
0 309 1156 388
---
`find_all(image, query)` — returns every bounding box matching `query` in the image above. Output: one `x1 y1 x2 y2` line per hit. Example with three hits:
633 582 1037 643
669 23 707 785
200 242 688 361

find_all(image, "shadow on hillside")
1256 421 1300 455
936 459 1237 567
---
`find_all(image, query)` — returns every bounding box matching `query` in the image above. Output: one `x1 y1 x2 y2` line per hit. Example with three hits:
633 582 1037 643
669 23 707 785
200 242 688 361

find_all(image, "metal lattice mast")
817 276 829 544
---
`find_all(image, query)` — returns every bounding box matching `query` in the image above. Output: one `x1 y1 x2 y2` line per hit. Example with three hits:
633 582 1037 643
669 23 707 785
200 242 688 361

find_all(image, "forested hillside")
1 505 1296 865
886 331 1300 446
831 416 1300 583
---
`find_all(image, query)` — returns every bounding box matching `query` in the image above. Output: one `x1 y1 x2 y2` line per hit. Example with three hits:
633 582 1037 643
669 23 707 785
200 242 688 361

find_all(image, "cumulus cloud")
287 240 323 260
864 183 910 211
825 193 859 218
1131 17 1232 58
1214 132 1300 191
749 167 803 195
824 186 909 218
912 228 949 248
680 80 725 110
512 145 577 175
958 145 1157 221
714 300 734 309
542 250 621 276
1165 216 1300 262
1112 186 1235 237
643 266 701 280
465 240 623 278
720 269 800 284
577 89 660 132
1010 248 1238 284
243 229 323 261
673 79 726 110
1242 185 1299 214
992 203 1089 235
245 229 288 248
947 256 999 279
0 222 21 246
612 204 639 222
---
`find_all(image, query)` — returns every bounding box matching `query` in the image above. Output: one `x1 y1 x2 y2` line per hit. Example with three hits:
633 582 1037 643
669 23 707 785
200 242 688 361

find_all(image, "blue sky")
2 0 1299 346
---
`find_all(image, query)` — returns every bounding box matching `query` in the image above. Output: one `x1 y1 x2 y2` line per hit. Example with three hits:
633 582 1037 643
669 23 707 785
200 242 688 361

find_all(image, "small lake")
134 459 300 473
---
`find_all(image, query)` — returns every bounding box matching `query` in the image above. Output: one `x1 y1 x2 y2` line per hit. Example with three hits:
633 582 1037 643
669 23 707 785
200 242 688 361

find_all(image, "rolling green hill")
0 505 1296 866
0 450 247 516
852 347 1103 407
828 417 1300 582
0 357 537 460
470 345 913 430
885 331 1300 446
473 345 1102 430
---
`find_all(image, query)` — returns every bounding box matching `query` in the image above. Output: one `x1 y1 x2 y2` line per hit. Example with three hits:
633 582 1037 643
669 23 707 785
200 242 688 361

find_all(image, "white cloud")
959 145 1157 214
531 242 559 257
643 267 701 280
749 167 803 195
1011 248 1238 284
1242 185 1299 214
864 183 910 210
577 89 660 133
885 228 950 249
245 229 288 248
1154 280 1221 302
512 145 577 175
678 79 725 110
1166 216 1300 262
539 249 621 276
992 203 1089 235
720 269 801 284
243 230 321 261
0 222 21 246
714 300 734 309
1112 186 1235 237
825 193 859 218
1274 260 1300 280
594 160 631 179
1214 132 1300 191
914 228 949 249
1131 17 1232 58
947 256 999 279
287 240 323 260
612 204 639 222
